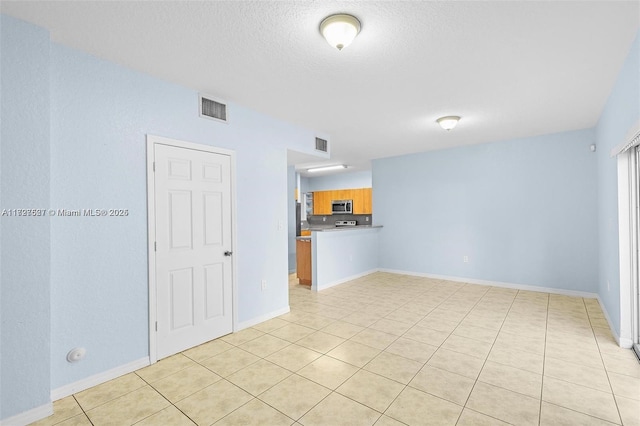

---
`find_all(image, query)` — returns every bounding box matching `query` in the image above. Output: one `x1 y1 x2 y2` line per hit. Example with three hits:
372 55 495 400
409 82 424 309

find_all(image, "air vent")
199 94 228 123
315 137 328 152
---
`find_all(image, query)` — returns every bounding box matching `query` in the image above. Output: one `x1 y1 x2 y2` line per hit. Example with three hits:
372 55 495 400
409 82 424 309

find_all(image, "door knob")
224 251 233 256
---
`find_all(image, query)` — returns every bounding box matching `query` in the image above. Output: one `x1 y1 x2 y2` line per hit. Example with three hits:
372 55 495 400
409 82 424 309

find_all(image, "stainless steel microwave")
332 199 353 214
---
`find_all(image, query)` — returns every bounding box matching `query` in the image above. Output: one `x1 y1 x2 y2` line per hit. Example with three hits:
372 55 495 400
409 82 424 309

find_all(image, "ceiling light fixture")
307 164 348 173
437 116 461 131
320 14 361 51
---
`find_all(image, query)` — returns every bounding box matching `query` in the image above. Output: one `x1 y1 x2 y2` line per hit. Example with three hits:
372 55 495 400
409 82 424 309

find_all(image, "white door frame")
617 149 637 349
146 134 238 364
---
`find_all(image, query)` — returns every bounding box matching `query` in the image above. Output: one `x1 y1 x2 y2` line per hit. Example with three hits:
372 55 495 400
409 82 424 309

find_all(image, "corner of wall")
0 13 52 421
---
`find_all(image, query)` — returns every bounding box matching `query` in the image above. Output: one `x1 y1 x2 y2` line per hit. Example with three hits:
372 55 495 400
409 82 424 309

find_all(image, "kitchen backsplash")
307 214 372 226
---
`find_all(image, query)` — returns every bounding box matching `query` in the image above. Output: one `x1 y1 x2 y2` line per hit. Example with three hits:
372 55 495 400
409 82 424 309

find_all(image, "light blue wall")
300 176 310 196
373 129 599 293
1 15 324 417
312 228 380 291
306 170 372 191
0 15 51 419
595 30 640 334
49 42 320 389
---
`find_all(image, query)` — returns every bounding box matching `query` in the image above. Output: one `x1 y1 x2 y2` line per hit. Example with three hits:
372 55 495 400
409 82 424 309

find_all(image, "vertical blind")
611 119 640 156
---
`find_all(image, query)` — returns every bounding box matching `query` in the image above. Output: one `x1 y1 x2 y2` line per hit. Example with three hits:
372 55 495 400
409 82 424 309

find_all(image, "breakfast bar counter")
305 225 382 291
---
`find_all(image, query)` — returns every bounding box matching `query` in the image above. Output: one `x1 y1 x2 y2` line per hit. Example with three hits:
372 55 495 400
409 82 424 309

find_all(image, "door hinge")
155 321 158 331
154 241 157 251
153 162 156 172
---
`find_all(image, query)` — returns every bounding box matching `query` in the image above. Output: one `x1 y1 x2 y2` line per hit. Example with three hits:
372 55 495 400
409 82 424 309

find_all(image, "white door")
153 142 233 359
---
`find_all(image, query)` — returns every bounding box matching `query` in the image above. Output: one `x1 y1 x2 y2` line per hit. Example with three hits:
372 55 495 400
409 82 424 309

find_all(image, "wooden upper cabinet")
334 189 349 201
351 189 364 214
313 190 332 215
352 188 372 214
362 188 372 214
312 187 372 215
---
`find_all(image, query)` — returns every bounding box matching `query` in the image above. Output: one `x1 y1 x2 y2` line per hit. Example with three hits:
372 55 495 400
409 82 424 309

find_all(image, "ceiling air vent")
199 94 228 123
315 137 328 153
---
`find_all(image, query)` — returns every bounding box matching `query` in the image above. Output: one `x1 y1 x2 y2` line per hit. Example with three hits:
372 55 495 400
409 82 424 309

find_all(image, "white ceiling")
2 1 639 177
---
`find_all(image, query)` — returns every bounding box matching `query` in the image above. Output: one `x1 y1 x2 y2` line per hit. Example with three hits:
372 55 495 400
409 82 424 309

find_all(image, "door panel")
169 191 193 249
203 192 223 246
154 143 233 359
170 268 194 330
204 263 225 319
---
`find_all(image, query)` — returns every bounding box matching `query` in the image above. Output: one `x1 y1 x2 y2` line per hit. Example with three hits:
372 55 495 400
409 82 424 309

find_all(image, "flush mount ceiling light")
320 14 361 50
437 116 461 131
307 164 348 173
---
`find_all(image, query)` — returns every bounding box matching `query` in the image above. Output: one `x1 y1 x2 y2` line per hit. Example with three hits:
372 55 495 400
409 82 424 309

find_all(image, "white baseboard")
0 402 52 426
596 295 633 349
378 268 599 299
315 269 378 292
236 306 290 331
50 357 150 401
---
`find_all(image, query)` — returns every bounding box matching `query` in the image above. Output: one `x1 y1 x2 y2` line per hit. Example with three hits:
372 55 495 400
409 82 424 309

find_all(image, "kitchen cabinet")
313 190 333 215
296 239 312 285
311 188 372 215
353 188 372 214
333 189 350 201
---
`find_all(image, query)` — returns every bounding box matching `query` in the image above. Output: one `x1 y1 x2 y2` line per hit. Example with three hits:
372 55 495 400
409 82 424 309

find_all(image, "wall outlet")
261 280 267 291
365 217 370 222
278 220 283 230
463 255 469 263
322 216 326 222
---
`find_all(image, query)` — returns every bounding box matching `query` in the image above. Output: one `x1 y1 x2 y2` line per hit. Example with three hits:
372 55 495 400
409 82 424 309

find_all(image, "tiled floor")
34 272 640 425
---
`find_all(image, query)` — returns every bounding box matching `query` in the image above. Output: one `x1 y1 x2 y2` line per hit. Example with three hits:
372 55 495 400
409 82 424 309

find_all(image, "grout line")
455 287 521 425
133 368 199 425
538 290 550 426
71 395 95 426
585 297 625 426
80 273 631 426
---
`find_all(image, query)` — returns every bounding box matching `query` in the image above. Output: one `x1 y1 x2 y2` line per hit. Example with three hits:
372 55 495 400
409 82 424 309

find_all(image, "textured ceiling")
2 1 639 176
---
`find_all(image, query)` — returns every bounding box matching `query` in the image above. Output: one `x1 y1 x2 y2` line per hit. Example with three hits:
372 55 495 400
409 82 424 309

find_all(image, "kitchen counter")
303 225 383 233
296 225 382 289
312 226 381 291
319 225 383 232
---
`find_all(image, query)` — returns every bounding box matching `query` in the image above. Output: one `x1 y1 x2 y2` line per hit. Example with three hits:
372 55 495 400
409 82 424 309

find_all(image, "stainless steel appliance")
335 220 357 227
331 199 353 214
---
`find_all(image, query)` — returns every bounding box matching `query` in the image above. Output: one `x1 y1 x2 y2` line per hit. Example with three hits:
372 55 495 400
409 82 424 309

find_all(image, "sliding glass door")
634 146 640 359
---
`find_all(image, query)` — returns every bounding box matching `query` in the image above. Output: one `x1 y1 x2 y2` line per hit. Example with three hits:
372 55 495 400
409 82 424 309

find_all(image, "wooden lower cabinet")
296 239 312 285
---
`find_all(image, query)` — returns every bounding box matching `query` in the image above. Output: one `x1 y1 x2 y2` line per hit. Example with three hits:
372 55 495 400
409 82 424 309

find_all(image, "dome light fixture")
320 14 361 51
437 116 461 131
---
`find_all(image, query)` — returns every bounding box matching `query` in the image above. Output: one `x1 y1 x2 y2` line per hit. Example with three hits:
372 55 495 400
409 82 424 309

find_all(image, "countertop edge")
297 225 383 239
